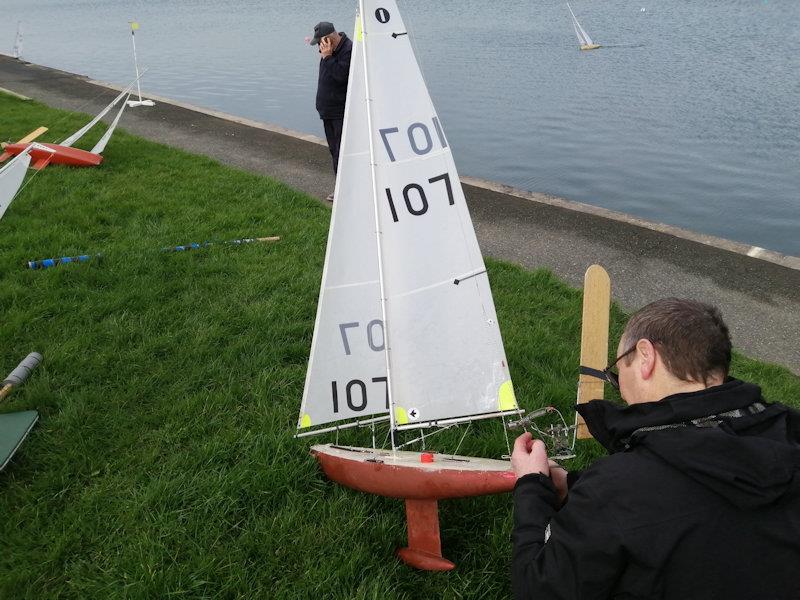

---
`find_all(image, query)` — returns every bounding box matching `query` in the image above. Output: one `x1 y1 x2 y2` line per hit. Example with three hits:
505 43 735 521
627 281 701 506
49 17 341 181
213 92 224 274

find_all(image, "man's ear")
636 339 657 380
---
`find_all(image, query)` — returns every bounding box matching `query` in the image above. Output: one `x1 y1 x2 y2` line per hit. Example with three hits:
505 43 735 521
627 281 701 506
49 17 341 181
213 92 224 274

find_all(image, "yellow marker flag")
130 21 139 31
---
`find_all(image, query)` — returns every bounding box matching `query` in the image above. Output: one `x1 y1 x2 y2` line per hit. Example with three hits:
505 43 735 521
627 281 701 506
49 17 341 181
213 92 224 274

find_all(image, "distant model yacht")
567 2 600 50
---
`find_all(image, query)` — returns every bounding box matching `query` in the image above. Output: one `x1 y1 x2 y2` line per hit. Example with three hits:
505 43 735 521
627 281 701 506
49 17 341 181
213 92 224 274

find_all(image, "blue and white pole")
26 255 95 270
26 236 279 269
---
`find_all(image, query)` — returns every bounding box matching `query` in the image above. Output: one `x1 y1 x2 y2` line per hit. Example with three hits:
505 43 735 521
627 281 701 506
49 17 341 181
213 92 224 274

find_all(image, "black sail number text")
331 376 388 413
385 172 454 223
339 320 384 355
379 118 447 162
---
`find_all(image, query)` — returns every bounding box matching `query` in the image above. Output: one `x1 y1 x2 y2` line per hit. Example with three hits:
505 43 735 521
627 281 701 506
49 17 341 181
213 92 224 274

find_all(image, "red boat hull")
312 445 515 500
1 143 102 168
311 444 516 571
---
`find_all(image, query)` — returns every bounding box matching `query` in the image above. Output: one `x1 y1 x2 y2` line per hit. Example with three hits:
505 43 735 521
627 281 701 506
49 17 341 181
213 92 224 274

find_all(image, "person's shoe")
325 192 335 203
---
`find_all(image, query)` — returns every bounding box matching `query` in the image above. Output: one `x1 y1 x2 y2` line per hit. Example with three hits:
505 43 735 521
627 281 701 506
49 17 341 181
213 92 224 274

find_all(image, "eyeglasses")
580 344 637 390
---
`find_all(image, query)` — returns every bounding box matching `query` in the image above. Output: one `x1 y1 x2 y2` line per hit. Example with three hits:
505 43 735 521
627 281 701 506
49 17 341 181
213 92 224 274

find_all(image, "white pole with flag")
127 21 155 107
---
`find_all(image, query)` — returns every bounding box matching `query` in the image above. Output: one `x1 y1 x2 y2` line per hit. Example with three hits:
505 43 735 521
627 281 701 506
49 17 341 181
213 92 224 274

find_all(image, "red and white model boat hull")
311 444 516 571
0 143 102 169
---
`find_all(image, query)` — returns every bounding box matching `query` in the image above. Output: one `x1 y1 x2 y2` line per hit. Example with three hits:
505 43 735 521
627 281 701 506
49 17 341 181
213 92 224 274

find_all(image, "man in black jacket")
512 298 800 599
310 21 352 200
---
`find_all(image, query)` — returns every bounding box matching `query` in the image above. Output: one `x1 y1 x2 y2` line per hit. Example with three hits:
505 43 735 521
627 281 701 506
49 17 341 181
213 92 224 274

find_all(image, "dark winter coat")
316 32 352 120
512 379 800 600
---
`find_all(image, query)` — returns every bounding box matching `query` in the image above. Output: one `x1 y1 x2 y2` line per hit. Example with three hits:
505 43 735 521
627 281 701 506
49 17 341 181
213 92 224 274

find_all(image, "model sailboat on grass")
567 2 601 51
297 0 525 571
0 74 143 169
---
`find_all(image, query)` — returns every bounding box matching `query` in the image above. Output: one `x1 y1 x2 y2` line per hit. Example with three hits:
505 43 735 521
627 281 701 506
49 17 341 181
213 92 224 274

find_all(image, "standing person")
310 21 352 202
511 298 800 600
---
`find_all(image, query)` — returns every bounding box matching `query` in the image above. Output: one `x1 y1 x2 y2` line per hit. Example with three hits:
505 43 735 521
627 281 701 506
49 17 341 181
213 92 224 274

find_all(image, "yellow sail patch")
299 414 312 429
356 16 363 41
498 380 518 411
394 406 409 425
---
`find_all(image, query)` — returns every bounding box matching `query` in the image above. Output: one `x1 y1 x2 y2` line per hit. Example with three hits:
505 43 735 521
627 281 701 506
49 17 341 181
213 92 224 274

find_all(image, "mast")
129 22 143 102
359 0 398 450
567 3 582 45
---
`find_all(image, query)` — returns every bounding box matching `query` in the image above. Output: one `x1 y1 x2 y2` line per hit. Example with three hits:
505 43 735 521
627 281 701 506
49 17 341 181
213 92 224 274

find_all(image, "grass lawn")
1 92 798 599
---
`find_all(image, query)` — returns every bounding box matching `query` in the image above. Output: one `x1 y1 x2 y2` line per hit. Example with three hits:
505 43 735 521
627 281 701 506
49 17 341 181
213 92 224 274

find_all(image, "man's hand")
511 432 550 479
320 36 334 59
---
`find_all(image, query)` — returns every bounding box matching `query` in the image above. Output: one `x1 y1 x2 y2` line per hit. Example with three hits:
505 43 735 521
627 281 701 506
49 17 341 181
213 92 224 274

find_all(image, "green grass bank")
1 93 798 599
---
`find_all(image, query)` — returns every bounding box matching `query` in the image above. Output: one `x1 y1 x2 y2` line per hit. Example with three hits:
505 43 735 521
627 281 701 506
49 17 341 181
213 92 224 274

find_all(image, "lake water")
2 0 798 255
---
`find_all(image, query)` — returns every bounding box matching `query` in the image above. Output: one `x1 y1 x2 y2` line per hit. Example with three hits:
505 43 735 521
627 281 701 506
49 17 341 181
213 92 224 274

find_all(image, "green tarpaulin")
0 410 38 471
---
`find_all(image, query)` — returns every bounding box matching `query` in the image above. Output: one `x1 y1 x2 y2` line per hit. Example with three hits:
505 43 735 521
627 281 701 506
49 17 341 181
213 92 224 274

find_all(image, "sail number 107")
386 172 454 223
331 377 388 413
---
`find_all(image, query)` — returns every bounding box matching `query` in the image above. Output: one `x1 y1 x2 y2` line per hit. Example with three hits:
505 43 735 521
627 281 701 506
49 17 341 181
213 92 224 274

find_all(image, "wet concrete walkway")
1 55 798 374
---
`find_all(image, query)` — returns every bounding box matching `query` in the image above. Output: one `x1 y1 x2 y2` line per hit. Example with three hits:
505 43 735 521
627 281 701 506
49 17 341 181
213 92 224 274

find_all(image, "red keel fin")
396 499 456 571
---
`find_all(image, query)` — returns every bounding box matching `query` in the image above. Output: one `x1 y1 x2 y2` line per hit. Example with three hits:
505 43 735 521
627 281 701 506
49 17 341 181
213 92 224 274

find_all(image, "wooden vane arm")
0 127 49 162
17 127 48 144
575 265 611 440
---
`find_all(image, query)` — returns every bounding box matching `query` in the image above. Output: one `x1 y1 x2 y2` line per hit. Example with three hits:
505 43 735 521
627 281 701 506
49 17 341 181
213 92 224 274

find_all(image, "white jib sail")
567 3 594 46
362 0 516 429
0 147 33 221
298 14 389 431
90 93 131 154
60 74 143 148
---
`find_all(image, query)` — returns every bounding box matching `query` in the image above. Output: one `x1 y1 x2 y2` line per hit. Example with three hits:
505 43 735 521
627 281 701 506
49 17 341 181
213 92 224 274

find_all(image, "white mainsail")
0 147 33 221
567 3 595 47
299 1 517 435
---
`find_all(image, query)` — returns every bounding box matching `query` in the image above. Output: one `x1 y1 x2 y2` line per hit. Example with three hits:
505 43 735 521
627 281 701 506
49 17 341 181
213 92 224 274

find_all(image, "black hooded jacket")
315 32 352 120
512 380 800 599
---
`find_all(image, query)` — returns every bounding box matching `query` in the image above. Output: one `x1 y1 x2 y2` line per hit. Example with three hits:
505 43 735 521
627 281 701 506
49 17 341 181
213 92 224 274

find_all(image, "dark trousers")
323 118 344 174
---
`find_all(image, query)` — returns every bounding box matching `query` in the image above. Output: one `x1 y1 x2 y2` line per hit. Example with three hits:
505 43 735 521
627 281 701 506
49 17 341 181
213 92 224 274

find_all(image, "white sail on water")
12 22 22 59
299 0 517 435
567 3 595 47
